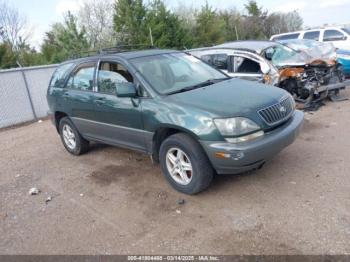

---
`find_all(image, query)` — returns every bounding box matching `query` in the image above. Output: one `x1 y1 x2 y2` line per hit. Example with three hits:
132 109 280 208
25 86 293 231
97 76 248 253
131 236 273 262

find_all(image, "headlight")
214 117 261 137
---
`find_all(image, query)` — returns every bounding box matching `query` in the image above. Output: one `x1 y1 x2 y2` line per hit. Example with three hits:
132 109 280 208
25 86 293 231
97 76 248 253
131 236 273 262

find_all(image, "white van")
270 27 350 50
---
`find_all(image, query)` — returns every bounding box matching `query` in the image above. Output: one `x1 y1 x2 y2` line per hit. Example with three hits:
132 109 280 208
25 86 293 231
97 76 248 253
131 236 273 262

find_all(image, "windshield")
130 53 227 95
263 44 306 67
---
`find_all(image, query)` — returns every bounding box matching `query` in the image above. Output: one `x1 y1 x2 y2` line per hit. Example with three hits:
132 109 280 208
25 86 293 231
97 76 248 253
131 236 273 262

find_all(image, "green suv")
47 49 304 194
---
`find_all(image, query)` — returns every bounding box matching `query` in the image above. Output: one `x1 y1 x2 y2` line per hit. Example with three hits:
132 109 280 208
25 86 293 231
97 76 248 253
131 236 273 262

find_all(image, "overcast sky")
6 0 350 49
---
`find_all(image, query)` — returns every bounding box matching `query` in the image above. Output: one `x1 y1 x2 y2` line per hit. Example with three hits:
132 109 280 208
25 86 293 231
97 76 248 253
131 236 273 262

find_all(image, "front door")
229 55 265 82
89 60 146 151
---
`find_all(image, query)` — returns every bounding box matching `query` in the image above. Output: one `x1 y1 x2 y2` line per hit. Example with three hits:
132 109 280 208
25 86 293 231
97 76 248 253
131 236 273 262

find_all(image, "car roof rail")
98 44 155 54
69 44 156 60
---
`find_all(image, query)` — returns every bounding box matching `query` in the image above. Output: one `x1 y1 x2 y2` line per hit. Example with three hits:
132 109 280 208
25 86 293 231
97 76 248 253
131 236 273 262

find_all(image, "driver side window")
97 62 133 95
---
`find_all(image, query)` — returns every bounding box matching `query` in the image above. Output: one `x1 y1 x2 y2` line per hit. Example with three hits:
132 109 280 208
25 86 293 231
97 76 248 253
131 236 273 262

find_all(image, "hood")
166 78 287 118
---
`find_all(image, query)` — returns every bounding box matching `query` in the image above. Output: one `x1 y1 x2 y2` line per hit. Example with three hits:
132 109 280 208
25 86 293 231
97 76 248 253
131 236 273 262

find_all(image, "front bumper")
200 110 304 175
316 80 350 93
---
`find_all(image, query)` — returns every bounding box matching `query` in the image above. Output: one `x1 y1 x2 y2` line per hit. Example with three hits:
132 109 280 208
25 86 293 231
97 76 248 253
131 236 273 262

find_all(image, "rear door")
58 61 97 127
88 59 146 151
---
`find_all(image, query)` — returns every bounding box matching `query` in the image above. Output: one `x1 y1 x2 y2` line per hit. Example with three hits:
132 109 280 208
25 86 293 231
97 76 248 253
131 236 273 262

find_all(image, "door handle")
95 98 106 105
62 92 70 99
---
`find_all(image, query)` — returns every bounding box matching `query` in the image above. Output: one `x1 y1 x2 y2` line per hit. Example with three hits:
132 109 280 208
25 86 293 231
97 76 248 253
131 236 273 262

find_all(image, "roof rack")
99 44 155 54
70 44 155 59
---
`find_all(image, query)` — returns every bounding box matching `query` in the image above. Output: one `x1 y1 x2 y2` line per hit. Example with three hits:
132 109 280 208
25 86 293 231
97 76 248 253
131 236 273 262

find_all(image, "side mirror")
116 82 137 98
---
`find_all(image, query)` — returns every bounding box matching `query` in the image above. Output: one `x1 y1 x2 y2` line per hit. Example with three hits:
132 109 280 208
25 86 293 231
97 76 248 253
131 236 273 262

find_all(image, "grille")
258 96 294 125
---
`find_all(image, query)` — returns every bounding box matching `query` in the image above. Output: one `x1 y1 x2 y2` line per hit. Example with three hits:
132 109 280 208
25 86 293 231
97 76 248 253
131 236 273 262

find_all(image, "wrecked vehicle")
189 41 349 109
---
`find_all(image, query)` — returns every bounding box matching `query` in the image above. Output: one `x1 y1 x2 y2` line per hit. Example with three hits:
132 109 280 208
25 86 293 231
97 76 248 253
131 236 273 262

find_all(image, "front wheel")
159 133 214 195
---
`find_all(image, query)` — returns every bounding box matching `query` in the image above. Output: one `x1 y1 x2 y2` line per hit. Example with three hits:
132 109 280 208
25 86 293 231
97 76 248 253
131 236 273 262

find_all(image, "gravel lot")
1 94 350 255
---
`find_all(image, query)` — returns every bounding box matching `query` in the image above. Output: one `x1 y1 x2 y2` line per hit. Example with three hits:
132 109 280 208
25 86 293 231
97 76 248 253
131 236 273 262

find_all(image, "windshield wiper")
167 77 230 95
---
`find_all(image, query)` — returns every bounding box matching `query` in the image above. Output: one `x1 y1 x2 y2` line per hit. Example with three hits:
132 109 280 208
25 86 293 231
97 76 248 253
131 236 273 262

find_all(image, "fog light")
231 151 245 160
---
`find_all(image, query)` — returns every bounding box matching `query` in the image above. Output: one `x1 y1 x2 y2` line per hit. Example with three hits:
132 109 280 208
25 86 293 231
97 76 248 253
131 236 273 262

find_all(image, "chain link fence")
0 64 57 129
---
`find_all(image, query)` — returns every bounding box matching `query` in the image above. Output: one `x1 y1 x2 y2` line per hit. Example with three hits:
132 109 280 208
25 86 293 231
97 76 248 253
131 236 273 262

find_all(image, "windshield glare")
130 53 226 94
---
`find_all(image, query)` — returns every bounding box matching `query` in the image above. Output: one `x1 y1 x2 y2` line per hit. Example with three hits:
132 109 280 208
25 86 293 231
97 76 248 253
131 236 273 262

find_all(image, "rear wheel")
59 117 89 155
159 133 213 194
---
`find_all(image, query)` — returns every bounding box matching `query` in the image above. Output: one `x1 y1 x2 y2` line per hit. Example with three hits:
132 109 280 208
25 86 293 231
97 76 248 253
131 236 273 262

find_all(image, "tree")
0 1 30 52
244 0 263 17
240 0 267 39
0 42 16 69
78 0 116 49
41 12 89 63
194 3 225 46
113 0 148 45
219 9 241 41
263 11 303 38
146 0 192 48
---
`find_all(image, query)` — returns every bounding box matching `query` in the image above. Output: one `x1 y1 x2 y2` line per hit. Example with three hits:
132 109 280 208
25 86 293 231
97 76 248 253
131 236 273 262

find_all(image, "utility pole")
16 61 38 121
235 25 239 40
149 27 154 46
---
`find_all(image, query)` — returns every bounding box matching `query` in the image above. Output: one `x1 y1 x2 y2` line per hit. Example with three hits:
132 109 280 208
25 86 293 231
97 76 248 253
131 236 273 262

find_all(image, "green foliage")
194 3 225 46
0 43 17 69
244 0 263 17
41 12 89 63
113 0 192 48
113 0 148 45
145 0 192 48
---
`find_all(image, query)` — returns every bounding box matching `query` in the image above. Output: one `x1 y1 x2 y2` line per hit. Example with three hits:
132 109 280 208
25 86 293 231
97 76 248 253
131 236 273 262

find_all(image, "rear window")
49 63 74 88
272 33 300 41
303 31 320 41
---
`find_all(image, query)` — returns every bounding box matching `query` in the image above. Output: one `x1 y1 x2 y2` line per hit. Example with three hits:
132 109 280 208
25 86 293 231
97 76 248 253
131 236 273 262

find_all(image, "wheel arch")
151 124 200 163
54 111 68 132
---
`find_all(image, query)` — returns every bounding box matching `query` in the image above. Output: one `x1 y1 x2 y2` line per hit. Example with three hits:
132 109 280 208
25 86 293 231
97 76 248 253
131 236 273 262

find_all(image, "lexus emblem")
279 106 286 113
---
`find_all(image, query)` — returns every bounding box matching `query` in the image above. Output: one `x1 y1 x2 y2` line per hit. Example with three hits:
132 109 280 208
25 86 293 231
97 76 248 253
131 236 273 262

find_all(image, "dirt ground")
1 94 350 255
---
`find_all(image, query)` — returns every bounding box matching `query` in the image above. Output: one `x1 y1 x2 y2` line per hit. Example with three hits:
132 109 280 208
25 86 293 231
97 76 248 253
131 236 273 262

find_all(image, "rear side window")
200 54 228 70
66 62 95 91
49 63 74 88
273 33 300 41
323 30 345 41
303 31 320 41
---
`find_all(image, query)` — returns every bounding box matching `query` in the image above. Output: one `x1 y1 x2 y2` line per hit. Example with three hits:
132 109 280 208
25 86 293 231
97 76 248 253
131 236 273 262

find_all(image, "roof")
215 41 279 54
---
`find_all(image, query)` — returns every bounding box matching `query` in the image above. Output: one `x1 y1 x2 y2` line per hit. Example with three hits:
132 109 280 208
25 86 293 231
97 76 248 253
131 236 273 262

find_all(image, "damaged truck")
188 40 349 109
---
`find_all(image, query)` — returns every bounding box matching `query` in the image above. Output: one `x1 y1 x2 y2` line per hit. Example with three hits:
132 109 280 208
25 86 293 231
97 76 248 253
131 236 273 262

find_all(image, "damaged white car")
189 41 349 109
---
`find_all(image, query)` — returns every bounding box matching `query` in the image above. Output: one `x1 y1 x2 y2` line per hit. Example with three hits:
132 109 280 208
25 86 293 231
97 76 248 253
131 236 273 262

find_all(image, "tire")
159 133 214 195
58 117 89 155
